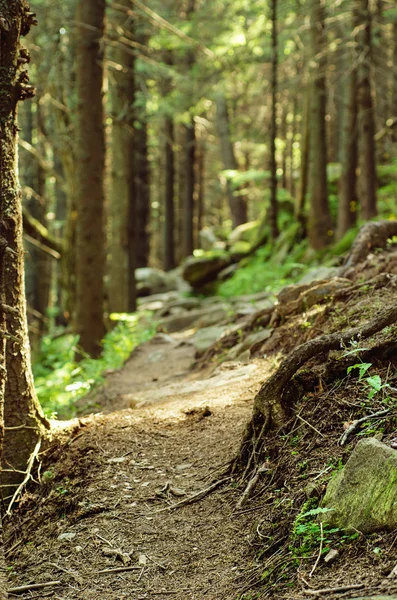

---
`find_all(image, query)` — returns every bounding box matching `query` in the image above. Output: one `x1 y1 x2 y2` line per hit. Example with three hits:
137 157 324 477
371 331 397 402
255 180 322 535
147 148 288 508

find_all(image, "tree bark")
392 22 397 143
135 120 150 268
164 116 176 271
268 0 279 241
182 117 196 258
342 220 397 271
215 94 248 228
0 1 50 506
75 0 106 356
308 0 333 249
355 0 377 220
337 61 358 239
109 0 136 314
296 90 310 233
20 98 52 343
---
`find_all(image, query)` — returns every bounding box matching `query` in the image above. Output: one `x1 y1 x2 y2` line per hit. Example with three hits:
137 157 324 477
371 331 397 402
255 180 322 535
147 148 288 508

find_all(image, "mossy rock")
182 253 231 288
229 240 251 260
322 438 397 533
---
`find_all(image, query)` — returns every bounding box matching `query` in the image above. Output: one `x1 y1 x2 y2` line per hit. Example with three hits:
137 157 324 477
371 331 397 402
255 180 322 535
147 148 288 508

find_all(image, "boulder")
322 438 397 533
182 254 231 288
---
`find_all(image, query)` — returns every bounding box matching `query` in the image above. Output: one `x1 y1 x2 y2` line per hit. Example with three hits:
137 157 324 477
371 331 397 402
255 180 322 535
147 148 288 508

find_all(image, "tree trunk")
288 97 298 198
183 118 196 258
355 0 377 220
164 117 175 271
337 62 358 239
196 137 205 238
308 0 333 249
296 90 310 233
135 120 150 268
109 0 136 313
215 94 248 228
74 0 106 356
0 1 50 504
392 22 397 143
268 0 279 241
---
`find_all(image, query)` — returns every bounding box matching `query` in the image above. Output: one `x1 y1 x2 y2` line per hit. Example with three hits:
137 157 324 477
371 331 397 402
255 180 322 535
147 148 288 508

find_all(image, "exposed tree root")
233 303 397 474
341 220 397 273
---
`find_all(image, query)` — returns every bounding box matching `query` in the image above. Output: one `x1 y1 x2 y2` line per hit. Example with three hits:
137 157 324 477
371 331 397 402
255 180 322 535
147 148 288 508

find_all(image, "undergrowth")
33 312 157 419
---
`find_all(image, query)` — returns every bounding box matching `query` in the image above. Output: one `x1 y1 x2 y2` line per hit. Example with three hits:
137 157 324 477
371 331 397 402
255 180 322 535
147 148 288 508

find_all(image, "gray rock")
190 326 228 353
136 268 188 297
322 438 397 533
240 329 273 352
298 265 341 285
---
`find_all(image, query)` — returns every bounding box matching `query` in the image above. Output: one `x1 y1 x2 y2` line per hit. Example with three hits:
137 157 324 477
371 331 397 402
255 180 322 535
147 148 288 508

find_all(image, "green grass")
33 312 157 419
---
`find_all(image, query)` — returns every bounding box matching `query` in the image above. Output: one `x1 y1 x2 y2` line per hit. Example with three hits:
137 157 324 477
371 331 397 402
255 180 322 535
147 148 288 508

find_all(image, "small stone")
305 482 320 499
58 532 76 541
324 549 339 563
107 456 126 464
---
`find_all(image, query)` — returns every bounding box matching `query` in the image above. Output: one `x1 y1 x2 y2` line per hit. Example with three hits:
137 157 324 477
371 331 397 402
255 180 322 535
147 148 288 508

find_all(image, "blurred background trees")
18 0 397 356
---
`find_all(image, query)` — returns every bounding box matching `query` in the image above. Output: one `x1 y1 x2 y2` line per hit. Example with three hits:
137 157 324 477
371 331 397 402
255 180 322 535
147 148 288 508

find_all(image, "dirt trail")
5 332 274 600
6 259 397 600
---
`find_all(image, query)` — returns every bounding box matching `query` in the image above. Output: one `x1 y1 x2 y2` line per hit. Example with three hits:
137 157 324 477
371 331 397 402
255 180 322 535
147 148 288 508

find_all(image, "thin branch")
8 581 61 594
339 409 390 446
152 477 230 514
7 440 41 515
309 522 323 577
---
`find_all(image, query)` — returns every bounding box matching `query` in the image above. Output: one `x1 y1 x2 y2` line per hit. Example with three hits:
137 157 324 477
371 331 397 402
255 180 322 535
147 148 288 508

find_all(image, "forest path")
8 328 275 600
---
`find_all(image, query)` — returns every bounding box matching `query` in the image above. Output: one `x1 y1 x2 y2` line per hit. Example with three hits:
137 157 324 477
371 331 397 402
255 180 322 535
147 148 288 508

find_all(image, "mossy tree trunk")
74 0 106 356
0 1 50 507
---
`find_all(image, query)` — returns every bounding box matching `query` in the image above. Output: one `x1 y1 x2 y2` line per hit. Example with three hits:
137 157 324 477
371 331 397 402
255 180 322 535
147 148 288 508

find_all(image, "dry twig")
152 477 230 513
303 582 364 596
339 408 390 446
8 580 61 594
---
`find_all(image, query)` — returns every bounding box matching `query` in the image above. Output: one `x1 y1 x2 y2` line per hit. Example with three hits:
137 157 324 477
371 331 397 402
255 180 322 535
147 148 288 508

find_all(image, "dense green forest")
1 0 397 598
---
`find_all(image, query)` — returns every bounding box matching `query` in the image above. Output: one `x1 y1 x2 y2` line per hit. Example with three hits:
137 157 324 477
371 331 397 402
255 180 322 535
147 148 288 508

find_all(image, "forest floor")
4 247 397 600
